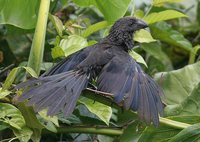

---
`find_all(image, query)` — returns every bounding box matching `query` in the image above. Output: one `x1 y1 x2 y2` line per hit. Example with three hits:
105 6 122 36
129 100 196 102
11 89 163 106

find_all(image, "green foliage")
79 97 112 125
73 0 131 22
0 0 39 29
150 22 192 52
1 0 200 141
155 61 200 105
144 10 187 24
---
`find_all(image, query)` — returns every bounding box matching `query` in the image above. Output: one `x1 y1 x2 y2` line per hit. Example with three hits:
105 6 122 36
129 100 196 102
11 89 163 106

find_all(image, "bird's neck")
104 30 134 51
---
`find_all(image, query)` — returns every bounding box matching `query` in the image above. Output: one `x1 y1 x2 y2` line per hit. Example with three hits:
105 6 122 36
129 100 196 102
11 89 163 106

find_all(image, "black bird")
16 17 163 126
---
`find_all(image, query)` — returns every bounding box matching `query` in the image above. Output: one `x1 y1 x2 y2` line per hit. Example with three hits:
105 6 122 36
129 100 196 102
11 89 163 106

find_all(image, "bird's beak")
136 19 148 29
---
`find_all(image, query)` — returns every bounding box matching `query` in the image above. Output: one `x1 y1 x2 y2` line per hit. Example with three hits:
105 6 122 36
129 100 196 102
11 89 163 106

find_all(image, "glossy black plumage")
16 17 163 126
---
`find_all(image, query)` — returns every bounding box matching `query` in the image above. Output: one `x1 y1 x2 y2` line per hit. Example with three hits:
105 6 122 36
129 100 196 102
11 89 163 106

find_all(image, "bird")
16 17 164 126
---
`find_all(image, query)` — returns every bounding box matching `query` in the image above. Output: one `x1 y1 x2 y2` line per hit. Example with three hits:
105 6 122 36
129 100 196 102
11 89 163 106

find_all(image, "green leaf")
120 121 142 142
138 124 180 142
0 103 26 130
73 0 131 22
153 0 183 7
129 50 148 67
143 10 187 24
150 22 192 52
13 126 33 142
38 110 59 127
197 1 200 25
134 29 156 43
165 83 200 116
60 35 88 57
0 0 39 29
2 66 38 90
0 88 12 99
38 110 59 132
82 21 108 37
0 123 9 131
23 67 38 78
49 14 64 37
2 67 19 90
17 103 44 142
51 46 65 59
189 45 200 64
79 97 112 125
168 123 200 142
141 42 172 70
154 61 200 105
138 115 200 142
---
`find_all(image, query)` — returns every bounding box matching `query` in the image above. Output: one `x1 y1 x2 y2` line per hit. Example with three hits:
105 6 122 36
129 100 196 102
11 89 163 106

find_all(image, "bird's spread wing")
42 46 94 76
17 70 89 116
97 55 163 126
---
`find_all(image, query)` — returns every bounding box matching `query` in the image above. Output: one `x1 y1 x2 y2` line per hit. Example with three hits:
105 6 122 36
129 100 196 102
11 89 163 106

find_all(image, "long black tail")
16 70 88 116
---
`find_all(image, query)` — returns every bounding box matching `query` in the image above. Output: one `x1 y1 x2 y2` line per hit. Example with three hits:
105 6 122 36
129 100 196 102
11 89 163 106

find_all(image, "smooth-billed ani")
16 17 164 126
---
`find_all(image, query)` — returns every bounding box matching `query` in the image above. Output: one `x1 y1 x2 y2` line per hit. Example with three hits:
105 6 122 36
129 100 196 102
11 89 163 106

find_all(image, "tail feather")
17 70 88 116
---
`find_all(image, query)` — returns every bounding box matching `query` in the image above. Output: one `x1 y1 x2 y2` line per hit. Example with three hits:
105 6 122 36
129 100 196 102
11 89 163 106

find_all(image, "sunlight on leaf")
49 14 64 37
143 10 187 24
134 29 156 43
60 35 88 57
0 88 12 99
0 103 26 130
153 0 183 7
82 21 108 37
129 50 148 67
2 67 19 90
79 97 112 125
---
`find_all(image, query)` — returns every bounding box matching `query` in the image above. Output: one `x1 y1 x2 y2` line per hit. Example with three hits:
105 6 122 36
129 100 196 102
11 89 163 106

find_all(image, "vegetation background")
0 0 200 141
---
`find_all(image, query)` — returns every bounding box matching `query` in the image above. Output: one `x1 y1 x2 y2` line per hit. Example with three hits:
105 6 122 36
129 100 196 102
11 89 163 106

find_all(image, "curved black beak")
136 19 148 29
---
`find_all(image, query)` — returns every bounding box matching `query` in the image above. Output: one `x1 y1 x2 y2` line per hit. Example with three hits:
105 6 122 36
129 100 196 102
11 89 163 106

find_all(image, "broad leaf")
138 116 200 142
0 103 26 130
0 88 12 99
153 0 183 7
79 97 112 125
150 22 192 52
2 67 19 90
120 121 142 142
60 35 88 57
0 0 39 29
13 126 33 142
38 110 59 132
73 0 131 22
129 50 148 67
134 29 156 43
49 14 64 37
82 21 108 37
51 46 65 59
165 83 200 116
23 67 38 78
2 66 38 90
154 61 200 105
169 123 200 142
141 42 172 71
143 10 187 24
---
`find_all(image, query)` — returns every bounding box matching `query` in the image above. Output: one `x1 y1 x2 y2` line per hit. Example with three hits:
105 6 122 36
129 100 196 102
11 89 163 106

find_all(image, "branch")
43 126 123 136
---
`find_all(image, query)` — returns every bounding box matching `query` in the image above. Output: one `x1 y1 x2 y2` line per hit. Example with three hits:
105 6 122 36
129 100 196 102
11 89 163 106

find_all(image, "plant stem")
43 126 123 136
27 0 50 75
159 117 191 129
188 45 200 64
83 89 193 130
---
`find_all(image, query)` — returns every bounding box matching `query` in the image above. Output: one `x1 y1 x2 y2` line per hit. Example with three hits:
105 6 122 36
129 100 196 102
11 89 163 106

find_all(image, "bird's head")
110 17 148 34
108 17 148 50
